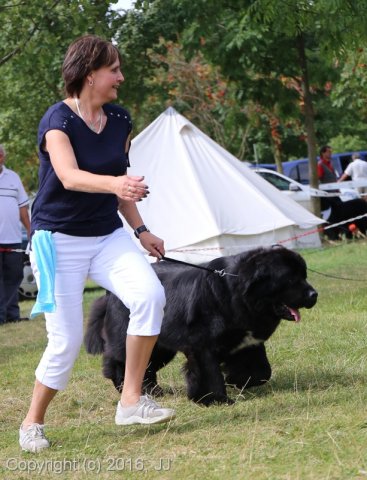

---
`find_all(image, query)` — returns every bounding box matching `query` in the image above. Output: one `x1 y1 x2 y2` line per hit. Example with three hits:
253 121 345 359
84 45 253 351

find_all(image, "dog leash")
307 267 366 281
161 255 239 277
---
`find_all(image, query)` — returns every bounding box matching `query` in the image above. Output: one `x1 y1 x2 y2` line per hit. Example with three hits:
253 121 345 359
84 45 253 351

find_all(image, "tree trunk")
273 144 283 173
296 32 320 217
269 115 283 173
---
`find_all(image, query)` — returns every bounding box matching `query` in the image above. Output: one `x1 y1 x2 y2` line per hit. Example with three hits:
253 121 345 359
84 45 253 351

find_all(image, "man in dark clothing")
317 145 341 211
318 145 338 183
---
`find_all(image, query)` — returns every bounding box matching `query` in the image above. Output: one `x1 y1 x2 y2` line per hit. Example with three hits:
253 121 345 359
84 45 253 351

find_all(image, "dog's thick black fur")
84 246 318 405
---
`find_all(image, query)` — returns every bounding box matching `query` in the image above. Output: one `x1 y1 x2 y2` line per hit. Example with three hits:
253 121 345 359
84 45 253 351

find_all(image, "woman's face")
89 59 124 102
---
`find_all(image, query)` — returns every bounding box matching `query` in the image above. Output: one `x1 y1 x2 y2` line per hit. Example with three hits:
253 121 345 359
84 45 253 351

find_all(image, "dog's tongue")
289 307 301 322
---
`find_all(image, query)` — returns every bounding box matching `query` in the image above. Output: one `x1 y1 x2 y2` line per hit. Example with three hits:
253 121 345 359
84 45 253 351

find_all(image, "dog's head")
236 246 317 322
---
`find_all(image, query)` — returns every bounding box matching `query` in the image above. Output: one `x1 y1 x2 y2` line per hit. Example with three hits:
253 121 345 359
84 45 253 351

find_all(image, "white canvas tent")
126 107 323 262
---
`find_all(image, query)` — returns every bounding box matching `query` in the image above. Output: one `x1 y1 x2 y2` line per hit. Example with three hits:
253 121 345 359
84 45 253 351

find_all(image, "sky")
111 0 134 10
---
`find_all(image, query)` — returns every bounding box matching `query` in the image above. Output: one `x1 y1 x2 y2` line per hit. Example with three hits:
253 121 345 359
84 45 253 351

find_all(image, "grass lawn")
1 240 367 479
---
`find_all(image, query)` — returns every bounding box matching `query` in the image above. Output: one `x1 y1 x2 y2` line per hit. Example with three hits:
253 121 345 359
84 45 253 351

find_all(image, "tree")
248 0 367 212
332 47 367 132
113 1 306 163
148 41 250 155
146 0 367 214
0 0 119 191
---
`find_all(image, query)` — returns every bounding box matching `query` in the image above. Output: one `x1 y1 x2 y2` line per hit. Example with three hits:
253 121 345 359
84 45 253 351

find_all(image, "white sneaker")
19 423 50 452
115 395 176 425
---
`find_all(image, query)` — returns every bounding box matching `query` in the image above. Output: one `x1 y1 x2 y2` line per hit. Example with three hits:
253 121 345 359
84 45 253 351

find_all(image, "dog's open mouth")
275 304 301 322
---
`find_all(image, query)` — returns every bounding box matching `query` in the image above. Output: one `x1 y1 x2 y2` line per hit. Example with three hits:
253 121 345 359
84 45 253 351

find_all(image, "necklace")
74 97 103 133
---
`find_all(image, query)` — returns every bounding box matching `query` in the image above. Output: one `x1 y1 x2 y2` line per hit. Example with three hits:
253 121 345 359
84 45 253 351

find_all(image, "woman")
19 35 175 453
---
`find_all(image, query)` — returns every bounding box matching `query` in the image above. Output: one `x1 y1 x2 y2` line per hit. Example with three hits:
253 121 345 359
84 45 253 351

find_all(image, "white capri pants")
30 228 166 391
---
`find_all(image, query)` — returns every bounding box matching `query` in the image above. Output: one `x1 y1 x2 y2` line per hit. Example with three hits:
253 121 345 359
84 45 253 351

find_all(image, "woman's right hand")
113 175 149 202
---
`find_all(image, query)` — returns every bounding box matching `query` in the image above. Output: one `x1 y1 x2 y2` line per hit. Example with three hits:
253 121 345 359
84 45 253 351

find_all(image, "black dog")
322 198 367 240
84 246 318 405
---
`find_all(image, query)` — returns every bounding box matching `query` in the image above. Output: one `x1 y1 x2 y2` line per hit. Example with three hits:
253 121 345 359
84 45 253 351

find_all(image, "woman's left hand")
138 232 165 259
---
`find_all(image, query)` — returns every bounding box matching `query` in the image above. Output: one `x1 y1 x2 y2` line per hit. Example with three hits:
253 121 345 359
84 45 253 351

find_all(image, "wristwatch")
134 224 150 238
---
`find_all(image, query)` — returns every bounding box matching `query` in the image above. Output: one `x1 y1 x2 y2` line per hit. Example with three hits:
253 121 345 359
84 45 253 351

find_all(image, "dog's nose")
309 289 318 300
306 289 318 307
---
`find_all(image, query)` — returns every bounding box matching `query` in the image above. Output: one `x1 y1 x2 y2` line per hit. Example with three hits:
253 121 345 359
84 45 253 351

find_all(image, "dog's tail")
84 294 108 354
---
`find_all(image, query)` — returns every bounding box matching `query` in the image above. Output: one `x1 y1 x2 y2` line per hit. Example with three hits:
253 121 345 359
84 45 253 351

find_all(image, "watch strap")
134 225 150 238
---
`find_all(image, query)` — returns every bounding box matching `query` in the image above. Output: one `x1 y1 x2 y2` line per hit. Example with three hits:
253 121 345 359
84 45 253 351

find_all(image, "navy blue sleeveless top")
31 101 132 237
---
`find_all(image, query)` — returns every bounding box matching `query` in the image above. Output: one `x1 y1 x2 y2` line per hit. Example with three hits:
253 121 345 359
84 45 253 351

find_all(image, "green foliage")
331 48 367 136
158 0 367 177
0 0 119 191
3 0 367 190
328 134 367 154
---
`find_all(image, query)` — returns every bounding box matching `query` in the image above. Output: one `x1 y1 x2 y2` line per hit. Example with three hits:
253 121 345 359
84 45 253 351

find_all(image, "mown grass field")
1 240 367 479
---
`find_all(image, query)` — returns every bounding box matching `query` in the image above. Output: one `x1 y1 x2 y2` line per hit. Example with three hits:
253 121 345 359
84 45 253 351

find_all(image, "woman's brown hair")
62 35 122 97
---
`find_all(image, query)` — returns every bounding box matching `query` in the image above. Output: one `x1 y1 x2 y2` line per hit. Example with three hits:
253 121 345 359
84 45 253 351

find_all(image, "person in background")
317 145 338 184
317 145 342 213
0 144 30 324
19 35 175 454
337 153 367 197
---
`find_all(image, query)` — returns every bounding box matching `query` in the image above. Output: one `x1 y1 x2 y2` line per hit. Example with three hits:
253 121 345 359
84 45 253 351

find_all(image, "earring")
89 79 94 86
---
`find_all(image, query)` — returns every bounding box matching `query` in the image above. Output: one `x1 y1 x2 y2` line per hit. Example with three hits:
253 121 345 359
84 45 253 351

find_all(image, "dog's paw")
193 394 234 406
143 383 164 397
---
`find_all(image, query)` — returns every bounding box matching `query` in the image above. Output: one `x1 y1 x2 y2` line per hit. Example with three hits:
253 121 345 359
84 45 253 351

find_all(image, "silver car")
254 168 358 212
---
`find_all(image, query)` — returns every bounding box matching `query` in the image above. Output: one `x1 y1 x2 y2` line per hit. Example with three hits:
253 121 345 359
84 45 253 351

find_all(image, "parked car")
282 151 367 185
254 168 358 213
251 150 367 184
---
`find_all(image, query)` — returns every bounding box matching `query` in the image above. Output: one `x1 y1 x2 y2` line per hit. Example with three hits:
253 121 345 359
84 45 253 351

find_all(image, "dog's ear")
241 271 274 299
237 247 307 301
237 250 276 299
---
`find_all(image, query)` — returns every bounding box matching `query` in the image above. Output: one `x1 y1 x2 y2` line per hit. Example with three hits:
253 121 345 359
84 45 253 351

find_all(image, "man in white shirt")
338 153 367 196
0 144 31 324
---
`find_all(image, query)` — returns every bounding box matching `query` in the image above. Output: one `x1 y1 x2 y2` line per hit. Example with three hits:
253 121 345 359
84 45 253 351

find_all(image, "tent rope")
167 213 367 254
